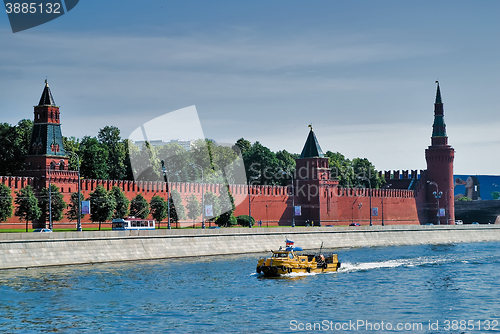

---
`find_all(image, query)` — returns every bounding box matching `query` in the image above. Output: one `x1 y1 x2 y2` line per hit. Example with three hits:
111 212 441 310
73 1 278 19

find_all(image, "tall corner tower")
294 125 334 226
23 80 70 182
425 82 455 224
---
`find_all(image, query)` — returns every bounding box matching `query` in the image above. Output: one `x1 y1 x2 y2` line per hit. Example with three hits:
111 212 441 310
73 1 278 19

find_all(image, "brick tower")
21 80 77 189
294 125 336 226
424 82 455 224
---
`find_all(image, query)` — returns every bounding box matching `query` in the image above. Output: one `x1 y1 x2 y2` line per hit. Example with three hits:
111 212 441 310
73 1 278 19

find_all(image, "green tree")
98 126 127 180
130 194 150 219
0 184 13 222
352 157 384 189
457 196 472 202
62 136 80 171
14 185 41 232
243 141 281 185
0 120 33 175
169 189 186 228
80 136 109 179
186 194 201 226
275 149 297 186
325 151 353 187
190 139 212 176
66 192 85 222
156 143 190 183
39 184 67 224
129 141 162 182
235 138 251 154
111 186 130 219
216 185 237 227
89 185 116 230
123 139 136 180
203 191 220 223
150 195 168 227
236 214 255 227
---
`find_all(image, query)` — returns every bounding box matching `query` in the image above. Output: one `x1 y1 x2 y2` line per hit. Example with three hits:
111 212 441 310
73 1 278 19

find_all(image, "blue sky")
1 1 499 175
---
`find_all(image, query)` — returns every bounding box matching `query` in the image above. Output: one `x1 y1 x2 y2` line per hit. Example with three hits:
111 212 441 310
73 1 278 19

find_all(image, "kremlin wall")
0 82 455 229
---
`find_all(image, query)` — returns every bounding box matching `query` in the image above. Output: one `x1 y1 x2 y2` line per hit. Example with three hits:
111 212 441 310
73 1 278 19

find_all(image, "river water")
0 242 499 333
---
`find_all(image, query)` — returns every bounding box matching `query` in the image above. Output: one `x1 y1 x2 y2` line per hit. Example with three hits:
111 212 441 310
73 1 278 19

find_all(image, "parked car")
455 220 463 225
471 222 479 225
349 223 361 226
425 223 434 225
33 228 52 232
209 226 220 229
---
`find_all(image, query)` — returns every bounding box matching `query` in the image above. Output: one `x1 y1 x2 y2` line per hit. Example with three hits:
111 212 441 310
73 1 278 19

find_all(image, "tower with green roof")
294 125 338 226
424 82 455 224
22 80 77 193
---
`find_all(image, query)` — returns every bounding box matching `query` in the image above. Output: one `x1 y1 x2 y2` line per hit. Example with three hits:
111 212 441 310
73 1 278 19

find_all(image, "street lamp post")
358 203 363 224
381 184 392 226
161 160 171 230
427 181 443 225
48 166 52 230
281 170 295 228
67 152 82 231
48 160 64 230
248 175 260 228
444 188 453 225
190 163 205 229
359 177 372 226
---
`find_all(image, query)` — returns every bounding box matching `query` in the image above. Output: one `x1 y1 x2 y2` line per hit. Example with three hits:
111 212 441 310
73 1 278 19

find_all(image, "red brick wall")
0 176 420 229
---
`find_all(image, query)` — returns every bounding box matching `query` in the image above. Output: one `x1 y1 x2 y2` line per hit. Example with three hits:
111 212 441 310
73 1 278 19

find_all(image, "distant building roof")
299 125 324 158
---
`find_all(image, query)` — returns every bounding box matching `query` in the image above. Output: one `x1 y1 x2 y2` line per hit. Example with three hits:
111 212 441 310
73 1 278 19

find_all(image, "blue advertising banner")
454 175 500 201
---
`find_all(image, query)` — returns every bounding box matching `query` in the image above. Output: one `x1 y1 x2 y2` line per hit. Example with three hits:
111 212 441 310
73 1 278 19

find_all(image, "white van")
455 220 463 225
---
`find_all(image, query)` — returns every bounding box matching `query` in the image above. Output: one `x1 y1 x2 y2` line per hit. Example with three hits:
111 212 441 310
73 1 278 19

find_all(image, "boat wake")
338 255 458 273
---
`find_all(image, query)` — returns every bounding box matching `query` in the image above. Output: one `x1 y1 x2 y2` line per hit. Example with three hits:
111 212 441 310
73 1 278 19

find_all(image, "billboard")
454 175 500 201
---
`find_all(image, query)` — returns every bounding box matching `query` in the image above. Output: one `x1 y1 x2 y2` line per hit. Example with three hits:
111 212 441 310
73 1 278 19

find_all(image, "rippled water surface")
1 242 500 333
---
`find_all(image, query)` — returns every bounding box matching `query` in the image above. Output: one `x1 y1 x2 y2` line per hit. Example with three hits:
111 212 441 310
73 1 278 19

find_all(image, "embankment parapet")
1 226 499 270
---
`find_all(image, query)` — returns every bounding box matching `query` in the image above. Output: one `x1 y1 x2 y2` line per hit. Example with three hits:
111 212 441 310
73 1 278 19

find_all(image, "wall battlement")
380 170 424 180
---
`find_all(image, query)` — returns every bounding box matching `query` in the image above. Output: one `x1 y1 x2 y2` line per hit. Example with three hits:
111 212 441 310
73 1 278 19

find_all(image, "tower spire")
300 125 324 158
38 79 56 106
435 80 442 104
431 81 447 145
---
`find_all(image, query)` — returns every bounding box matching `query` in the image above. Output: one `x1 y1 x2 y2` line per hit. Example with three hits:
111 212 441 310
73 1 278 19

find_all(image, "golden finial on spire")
45 78 49 87
308 124 313 131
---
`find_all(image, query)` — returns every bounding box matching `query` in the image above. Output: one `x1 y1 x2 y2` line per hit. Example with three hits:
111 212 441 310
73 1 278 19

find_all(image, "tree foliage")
236 214 255 227
38 184 67 223
215 186 237 227
150 195 168 225
66 192 85 222
80 136 109 179
169 189 186 226
130 194 149 219
203 191 220 222
0 119 33 175
325 151 384 189
98 126 128 180
89 185 116 225
62 136 80 171
111 186 129 219
14 185 41 230
0 184 13 222
186 194 201 223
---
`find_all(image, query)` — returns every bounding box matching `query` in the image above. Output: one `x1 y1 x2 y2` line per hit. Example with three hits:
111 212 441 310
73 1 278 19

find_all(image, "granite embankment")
1 225 500 270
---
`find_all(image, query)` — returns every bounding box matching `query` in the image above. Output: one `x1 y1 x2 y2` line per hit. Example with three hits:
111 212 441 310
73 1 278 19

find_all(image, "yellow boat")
256 239 340 277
